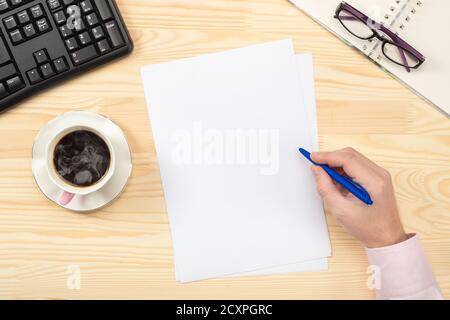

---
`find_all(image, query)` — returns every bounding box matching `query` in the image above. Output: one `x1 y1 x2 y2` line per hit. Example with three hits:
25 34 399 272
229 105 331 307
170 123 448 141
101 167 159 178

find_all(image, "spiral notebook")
289 0 450 116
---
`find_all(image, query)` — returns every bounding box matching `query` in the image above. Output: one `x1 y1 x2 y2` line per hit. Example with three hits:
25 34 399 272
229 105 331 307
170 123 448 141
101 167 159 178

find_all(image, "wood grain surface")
0 0 448 299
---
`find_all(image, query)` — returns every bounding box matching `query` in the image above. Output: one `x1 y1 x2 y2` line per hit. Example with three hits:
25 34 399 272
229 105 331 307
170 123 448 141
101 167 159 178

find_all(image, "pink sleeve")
366 234 444 300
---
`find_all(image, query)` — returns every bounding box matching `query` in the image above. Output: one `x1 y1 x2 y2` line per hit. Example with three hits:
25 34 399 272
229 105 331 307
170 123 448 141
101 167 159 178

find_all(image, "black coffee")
53 130 111 187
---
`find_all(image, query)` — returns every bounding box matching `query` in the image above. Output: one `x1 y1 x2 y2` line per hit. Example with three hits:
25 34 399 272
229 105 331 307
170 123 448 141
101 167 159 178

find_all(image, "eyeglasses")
334 1 425 72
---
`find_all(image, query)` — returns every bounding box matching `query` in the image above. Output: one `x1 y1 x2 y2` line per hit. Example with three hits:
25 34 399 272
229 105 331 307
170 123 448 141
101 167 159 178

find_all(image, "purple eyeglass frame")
334 1 425 72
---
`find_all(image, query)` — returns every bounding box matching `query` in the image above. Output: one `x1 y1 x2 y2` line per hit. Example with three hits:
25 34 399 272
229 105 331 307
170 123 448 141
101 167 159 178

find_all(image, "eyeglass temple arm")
396 45 410 72
336 15 359 21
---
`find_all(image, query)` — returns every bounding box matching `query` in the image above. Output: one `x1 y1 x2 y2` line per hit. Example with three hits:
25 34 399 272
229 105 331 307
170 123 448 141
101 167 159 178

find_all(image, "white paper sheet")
141 40 331 282
297 54 319 152
227 53 328 278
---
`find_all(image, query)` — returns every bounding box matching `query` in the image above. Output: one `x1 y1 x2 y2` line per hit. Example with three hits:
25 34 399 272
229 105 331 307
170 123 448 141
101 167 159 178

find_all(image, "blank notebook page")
141 40 331 282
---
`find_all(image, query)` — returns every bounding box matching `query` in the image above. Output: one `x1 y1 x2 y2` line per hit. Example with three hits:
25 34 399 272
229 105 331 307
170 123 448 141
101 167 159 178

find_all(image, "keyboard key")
0 37 11 65
54 11 66 25
31 5 45 19
40 63 55 79
0 0 9 13
6 76 25 93
105 21 124 48
94 0 113 21
34 49 49 64
36 18 51 33
71 45 98 65
53 57 68 73
81 0 93 13
86 13 98 27
0 64 17 81
60 25 73 38
65 37 78 51
47 0 61 10
0 64 16 81
23 24 37 38
97 39 110 54
91 26 104 40
73 19 86 32
9 29 24 44
78 32 91 46
27 68 43 84
11 0 23 6
17 11 31 25
4 16 17 30
0 83 8 99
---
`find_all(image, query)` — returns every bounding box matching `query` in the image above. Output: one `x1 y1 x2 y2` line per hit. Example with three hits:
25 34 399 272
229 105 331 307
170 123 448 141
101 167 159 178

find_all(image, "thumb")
311 166 346 205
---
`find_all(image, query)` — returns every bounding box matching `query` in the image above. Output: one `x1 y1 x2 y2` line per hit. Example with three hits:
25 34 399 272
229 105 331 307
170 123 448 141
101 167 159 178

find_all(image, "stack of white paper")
141 39 331 283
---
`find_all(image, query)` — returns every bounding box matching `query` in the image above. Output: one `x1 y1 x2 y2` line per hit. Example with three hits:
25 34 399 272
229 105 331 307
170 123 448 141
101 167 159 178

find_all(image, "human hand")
310 148 407 248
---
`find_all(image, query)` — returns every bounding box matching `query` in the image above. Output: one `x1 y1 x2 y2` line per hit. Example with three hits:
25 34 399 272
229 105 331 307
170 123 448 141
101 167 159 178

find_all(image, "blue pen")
299 148 373 205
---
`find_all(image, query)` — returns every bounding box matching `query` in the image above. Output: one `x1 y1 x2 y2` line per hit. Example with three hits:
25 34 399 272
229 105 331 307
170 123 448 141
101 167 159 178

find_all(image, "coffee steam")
53 130 111 187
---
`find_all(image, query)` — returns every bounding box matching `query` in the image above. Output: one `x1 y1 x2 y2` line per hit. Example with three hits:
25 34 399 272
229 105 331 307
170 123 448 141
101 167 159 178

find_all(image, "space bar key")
71 45 99 66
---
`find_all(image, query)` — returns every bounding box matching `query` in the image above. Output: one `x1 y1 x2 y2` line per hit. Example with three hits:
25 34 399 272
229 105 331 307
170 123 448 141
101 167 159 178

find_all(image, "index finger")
311 148 380 186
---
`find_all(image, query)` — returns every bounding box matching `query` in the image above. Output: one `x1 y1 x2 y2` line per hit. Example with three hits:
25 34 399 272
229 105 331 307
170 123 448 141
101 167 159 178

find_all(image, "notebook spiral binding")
397 0 424 33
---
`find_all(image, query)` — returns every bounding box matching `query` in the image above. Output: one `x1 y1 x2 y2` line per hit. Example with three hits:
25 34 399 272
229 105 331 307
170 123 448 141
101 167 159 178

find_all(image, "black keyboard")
0 0 132 112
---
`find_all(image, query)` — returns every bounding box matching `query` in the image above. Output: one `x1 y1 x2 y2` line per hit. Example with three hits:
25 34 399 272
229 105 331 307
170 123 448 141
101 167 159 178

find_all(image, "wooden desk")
0 0 448 299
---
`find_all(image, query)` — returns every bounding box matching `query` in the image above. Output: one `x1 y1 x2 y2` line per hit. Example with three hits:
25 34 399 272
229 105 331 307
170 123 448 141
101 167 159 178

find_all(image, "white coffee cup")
46 126 116 206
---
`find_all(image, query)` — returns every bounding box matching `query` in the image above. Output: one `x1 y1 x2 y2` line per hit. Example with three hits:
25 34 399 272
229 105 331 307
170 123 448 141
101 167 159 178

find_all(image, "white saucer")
32 111 132 212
